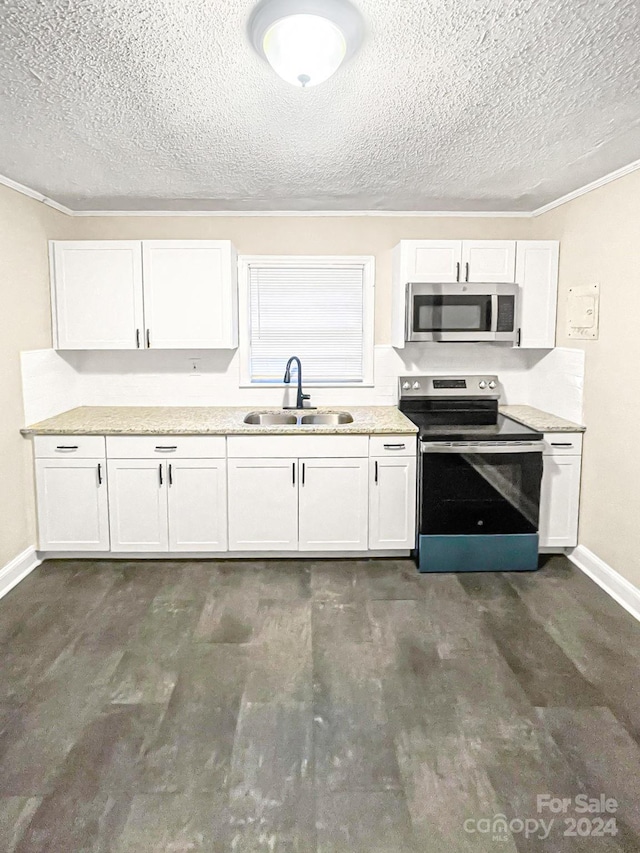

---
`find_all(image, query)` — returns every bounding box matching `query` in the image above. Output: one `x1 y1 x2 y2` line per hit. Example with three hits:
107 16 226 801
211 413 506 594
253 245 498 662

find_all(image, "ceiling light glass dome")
250 0 363 88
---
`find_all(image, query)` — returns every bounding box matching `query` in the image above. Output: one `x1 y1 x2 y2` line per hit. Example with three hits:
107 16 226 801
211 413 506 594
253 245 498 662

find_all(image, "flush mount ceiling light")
249 0 364 88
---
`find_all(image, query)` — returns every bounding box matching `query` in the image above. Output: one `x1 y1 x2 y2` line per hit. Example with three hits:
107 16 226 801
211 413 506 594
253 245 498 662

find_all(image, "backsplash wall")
21 345 584 425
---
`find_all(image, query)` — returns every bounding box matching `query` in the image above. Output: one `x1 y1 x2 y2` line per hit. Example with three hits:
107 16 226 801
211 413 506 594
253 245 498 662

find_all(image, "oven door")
406 283 517 343
418 441 543 572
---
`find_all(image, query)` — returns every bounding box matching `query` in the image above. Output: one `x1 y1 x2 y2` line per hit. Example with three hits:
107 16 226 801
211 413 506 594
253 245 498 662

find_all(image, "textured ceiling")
0 0 639 212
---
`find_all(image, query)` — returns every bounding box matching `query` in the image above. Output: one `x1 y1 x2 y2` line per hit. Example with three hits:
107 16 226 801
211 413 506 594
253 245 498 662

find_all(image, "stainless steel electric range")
399 375 544 573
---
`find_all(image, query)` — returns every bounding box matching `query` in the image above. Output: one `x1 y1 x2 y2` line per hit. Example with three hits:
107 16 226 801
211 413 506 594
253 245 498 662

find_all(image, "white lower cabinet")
108 459 228 553
35 458 109 551
539 454 582 548
108 460 169 552
298 458 369 551
369 456 417 550
167 460 227 552
227 458 298 551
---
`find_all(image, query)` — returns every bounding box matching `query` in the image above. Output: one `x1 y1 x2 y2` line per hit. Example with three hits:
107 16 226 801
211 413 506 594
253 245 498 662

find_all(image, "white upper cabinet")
142 241 238 349
515 241 559 349
394 240 461 284
50 239 238 350
461 240 516 283
51 241 144 349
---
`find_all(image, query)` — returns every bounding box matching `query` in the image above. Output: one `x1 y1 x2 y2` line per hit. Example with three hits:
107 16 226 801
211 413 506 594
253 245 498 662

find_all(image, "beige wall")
532 169 640 587
63 215 533 344
0 185 71 567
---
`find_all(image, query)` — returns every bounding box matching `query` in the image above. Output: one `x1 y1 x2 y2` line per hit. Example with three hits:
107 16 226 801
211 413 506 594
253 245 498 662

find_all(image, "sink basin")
300 412 354 425
243 412 298 425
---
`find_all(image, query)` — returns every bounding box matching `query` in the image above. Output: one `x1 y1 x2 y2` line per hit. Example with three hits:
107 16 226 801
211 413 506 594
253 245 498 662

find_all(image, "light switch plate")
567 283 599 340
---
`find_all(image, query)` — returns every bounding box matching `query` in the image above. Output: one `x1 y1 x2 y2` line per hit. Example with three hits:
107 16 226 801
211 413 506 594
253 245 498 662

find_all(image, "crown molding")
69 208 532 217
0 173 73 215
2 155 640 219
531 157 640 217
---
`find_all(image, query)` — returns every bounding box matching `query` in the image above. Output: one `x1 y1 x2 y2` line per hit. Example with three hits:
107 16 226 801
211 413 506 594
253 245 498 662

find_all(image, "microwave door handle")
406 283 414 340
489 294 497 332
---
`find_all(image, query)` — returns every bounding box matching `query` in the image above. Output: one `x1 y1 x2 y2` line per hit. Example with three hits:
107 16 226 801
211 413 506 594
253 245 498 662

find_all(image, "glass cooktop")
410 414 543 442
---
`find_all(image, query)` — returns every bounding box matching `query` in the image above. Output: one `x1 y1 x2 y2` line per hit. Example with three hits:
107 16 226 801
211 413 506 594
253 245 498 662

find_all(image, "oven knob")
488 380 497 390
412 381 421 390
479 380 487 389
402 382 410 390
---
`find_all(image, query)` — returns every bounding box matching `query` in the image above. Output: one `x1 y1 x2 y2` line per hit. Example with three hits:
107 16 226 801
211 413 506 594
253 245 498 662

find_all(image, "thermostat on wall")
567 283 599 340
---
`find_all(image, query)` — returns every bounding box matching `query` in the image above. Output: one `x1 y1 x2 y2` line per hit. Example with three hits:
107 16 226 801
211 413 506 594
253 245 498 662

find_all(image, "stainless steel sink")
243 412 298 425
300 412 354 425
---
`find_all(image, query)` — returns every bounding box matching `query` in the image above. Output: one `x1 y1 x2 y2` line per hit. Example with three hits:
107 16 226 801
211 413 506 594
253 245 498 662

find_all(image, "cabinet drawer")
106 435 226 459
542 433 583 456
227 434 368 459
369 435 417 457
34 436 106 459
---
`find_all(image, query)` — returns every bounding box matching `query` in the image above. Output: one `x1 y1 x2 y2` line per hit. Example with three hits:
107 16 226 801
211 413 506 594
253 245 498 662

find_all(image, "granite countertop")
500 405 585 433
21 406 419 437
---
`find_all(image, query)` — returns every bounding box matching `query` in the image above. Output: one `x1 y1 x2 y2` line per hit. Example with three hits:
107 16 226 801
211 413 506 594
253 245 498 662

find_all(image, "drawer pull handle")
551 442 573 447
155 446 177 452
384 444 405 450
56 445 79 451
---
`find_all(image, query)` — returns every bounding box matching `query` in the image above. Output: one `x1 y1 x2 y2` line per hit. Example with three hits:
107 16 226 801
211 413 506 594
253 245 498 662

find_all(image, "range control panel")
399 375 500 398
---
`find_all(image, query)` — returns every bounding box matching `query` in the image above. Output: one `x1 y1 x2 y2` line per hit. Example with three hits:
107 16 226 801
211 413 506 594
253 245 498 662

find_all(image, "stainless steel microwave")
405 282 519 344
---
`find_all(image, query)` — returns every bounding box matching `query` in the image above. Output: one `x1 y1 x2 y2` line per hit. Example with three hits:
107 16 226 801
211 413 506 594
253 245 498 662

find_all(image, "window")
240 256 375 386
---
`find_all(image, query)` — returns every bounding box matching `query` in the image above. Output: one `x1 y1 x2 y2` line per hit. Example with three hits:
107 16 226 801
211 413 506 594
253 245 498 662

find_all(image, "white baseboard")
569 544 640 623
0 546 41 601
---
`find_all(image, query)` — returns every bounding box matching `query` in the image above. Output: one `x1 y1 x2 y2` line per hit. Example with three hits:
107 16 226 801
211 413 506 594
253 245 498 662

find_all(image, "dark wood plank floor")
0 556 639 851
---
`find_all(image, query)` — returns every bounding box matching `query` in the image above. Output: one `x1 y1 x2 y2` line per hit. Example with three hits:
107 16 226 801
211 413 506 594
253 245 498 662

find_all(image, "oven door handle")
420 441 542 454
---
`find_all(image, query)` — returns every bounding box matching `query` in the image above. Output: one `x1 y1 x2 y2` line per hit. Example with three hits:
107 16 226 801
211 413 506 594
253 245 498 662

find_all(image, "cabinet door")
142 241 238 349
35 459 109 551
167 460 227 552
298 458 369 551
462 240 516 283
228 458 298 551
51 241 144 349
405 240 462 282
108 460 168 552
539 455 581 548
515 241 559 348
369 456 417 550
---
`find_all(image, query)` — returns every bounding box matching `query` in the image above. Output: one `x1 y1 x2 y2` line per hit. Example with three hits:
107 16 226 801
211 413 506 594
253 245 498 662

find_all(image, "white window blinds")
248 262 370 384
